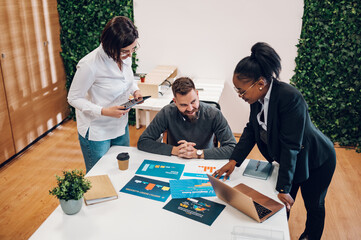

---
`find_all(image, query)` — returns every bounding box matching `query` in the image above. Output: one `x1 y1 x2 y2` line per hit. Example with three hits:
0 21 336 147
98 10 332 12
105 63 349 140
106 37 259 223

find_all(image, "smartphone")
121 96 151 110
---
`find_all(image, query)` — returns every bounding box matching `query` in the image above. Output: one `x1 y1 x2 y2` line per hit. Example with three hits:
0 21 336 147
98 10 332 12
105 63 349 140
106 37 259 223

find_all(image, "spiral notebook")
243 159 274 180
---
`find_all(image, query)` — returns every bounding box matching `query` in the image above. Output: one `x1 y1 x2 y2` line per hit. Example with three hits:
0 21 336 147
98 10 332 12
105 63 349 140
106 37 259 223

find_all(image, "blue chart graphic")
120 175 171 202
169 179 216 199
163 197 225 226
135 160 185 180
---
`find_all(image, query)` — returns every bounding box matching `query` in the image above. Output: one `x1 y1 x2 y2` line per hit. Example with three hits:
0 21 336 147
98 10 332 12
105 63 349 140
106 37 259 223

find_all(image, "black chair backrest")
200 100 220 110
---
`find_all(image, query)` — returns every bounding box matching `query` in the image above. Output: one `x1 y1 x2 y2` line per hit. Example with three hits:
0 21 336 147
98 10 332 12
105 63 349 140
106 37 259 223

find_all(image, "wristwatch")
196 149 203 159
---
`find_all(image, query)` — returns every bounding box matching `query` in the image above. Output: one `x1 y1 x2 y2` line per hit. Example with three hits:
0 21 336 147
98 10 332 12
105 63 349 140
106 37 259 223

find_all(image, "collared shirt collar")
258 79 273 105
177 103 202 122
257 79 273 131
99 44 131 66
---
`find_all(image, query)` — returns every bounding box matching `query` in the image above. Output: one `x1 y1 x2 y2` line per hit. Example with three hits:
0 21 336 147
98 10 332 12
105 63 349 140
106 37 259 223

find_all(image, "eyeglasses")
120 43 139 57
233 79 260 98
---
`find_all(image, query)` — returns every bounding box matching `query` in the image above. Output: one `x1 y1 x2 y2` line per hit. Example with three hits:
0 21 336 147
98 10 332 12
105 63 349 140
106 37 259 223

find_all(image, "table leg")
145 111 150 127
136 109 140 129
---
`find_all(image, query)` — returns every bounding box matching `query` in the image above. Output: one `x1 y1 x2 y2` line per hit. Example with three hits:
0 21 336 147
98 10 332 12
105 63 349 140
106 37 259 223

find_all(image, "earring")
259 87 263 91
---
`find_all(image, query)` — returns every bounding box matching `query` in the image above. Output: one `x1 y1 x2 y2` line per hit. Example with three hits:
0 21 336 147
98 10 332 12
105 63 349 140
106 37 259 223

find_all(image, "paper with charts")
169 179 216 199
120 175 171 202
163 197 225 226
182 162 227 179
135 159 185 180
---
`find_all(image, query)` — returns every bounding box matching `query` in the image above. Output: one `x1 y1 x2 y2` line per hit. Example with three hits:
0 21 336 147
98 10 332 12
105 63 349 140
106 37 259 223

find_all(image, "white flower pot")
59 198 83 215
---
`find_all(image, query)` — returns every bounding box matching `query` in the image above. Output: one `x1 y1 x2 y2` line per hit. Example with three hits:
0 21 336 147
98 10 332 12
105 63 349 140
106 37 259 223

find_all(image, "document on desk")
182 162 228 179
120 175 171 202
169 179 216 199
243 159 274 180
163 197 225 226
135 159 185 180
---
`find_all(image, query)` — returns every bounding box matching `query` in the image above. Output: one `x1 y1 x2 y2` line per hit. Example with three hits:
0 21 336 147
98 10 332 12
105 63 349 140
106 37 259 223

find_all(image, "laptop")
207 174 284 223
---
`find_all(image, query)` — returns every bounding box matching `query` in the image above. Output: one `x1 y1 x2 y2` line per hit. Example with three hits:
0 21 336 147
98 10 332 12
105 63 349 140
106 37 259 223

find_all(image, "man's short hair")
172 77 195 96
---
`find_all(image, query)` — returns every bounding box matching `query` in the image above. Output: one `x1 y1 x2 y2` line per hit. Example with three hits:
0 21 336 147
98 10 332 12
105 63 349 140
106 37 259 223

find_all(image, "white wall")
134 0 303 133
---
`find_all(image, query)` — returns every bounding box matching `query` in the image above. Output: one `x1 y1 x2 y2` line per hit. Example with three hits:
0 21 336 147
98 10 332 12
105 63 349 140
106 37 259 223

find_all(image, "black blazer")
231 80 335 193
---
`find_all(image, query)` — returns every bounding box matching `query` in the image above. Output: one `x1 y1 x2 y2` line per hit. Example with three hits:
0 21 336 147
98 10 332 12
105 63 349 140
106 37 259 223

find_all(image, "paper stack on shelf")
137 65 177 98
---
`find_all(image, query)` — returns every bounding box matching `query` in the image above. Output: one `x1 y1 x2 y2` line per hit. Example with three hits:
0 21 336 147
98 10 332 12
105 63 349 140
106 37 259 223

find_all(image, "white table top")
30 146 289 240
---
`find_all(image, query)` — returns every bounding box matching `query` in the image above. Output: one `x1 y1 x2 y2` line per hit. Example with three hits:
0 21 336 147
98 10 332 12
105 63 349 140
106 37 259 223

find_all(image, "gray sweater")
137 102 236 159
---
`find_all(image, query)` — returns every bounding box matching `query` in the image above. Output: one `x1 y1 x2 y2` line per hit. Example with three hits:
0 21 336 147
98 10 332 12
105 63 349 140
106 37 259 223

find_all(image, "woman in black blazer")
214 42 336 240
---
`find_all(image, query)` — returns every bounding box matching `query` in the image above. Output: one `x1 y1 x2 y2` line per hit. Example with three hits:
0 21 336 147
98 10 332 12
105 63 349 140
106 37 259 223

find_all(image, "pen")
255 161 260 171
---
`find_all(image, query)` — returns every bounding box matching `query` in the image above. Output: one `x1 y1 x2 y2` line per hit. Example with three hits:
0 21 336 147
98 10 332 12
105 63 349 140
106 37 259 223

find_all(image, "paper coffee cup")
117 152 130 170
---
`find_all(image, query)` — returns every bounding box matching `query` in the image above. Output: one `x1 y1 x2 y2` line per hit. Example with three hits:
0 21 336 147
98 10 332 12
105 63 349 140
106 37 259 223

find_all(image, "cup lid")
117 152 130 160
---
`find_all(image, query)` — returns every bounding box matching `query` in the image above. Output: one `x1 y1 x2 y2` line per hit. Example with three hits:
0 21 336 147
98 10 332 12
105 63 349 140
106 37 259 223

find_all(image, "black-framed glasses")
120 43 140 57
233 79 260 98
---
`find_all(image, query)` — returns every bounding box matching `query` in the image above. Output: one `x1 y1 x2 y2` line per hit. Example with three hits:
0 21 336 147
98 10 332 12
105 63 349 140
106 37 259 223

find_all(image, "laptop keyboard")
253 201 272 219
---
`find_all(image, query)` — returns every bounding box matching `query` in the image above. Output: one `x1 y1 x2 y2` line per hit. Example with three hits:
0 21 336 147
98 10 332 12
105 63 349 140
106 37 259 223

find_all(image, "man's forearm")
137 139 173 156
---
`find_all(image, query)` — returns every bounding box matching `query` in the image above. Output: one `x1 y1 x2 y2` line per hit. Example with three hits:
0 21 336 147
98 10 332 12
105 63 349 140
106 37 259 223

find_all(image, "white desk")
134 78 225 128
30 146 289 240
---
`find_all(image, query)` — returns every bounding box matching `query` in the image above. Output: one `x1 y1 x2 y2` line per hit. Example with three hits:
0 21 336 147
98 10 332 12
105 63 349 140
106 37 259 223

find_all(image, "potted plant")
139 73 146 83
49 169 91 215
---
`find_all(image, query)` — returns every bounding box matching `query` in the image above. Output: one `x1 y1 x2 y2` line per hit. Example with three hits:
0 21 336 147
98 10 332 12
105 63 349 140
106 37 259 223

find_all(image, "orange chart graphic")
145 183 156 190
198 166 216 173
194 182 212 187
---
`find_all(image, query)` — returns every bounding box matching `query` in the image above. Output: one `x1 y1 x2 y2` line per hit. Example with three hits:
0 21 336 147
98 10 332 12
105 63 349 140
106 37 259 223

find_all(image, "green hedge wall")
290 1 361 152
57 0 137 123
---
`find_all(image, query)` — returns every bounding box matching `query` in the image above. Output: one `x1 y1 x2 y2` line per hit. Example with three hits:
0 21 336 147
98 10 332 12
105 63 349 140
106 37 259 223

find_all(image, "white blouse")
257 79 274 131
68 45 139 141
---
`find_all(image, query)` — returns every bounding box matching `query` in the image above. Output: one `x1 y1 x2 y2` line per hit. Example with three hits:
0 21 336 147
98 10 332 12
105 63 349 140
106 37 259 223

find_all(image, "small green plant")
49 170 91 201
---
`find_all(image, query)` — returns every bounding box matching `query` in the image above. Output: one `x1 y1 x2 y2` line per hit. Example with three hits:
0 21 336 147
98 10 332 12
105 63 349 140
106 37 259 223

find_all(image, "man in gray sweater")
137 77 236 159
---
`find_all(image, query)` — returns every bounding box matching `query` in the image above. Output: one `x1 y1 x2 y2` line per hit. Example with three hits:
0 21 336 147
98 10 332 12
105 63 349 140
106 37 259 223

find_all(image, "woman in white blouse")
68 16 142 172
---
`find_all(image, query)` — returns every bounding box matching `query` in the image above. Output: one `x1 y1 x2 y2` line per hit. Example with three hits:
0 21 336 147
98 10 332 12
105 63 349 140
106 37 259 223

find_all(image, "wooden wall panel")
39 0 69 124
0 62 16 164
0 0 35 154
0 0 69 154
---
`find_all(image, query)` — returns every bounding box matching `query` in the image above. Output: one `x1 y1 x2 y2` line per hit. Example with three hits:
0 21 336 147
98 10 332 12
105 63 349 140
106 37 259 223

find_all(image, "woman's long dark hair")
234 42 281 83
101 16 138 67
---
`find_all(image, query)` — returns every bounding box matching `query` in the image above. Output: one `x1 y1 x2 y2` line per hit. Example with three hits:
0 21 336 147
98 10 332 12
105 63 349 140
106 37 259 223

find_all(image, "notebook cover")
243 159 273 180
84 175 118 205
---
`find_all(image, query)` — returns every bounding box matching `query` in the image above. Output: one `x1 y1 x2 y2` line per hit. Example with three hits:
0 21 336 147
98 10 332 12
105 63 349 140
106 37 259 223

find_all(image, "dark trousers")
289 156 336 240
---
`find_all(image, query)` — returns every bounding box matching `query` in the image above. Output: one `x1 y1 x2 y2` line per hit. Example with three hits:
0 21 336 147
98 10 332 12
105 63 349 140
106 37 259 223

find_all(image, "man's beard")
181 108 199 123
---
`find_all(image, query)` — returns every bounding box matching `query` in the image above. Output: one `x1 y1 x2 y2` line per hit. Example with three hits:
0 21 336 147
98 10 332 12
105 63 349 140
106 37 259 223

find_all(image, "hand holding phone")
121 96 151 110
101 105 130 118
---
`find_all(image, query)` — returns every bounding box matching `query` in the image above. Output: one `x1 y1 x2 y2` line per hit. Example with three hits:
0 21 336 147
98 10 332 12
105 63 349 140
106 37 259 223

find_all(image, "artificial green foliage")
57 0 137 119
128 108 136 125
49 169 91 201
291 1 361 152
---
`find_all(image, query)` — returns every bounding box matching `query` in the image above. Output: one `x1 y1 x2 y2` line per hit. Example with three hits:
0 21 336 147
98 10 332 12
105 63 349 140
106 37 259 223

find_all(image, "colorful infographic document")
135 159 185 180
169 179 216 199
163 197 225 226
120 175 171 202
182 162 227 179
